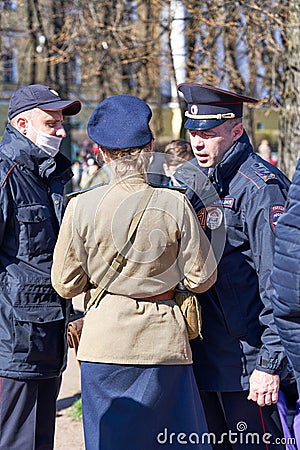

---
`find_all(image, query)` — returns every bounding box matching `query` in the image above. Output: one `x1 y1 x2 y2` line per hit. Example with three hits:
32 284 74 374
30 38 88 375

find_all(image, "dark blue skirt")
81 362 212 450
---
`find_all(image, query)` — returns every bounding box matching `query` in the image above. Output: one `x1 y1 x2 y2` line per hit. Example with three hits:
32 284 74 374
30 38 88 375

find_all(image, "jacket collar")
0 124 72 183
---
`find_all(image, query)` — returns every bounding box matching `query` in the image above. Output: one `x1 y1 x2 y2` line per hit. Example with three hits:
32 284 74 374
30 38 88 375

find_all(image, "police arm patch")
270 205 285 233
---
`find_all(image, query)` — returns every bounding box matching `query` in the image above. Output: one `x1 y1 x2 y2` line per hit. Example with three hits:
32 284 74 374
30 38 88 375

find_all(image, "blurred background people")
257 139 277 165
147 147 169 186
163 138 193 186
71 142 111 191
79 152 110 189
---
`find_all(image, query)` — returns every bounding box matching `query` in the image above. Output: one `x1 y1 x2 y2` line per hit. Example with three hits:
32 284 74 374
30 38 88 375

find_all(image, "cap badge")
50 89 59 97
191 104 198 115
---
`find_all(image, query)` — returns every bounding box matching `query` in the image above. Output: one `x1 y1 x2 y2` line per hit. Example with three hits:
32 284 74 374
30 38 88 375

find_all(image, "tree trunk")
278 0 300 179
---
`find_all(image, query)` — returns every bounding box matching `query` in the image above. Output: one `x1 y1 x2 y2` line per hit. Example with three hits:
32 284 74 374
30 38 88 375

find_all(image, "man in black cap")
0 84 81 449
175 83 290 448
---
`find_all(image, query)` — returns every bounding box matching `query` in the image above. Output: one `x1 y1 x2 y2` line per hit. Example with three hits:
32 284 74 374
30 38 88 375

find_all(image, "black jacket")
0 124 72 379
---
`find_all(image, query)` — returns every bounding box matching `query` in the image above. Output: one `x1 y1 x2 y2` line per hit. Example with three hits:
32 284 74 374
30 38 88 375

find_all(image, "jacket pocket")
16 204 57 257
12 306 65 367
214 273 248 338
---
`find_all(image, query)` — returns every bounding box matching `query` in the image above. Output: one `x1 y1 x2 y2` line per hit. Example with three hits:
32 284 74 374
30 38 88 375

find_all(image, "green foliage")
67 395 82 422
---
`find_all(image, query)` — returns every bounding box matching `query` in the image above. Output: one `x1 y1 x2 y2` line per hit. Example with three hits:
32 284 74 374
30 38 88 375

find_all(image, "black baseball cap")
8 84 82 120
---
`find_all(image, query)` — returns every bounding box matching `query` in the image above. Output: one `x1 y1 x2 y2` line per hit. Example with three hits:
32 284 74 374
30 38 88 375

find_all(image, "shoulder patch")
196 205 224 230
197 208 207 230
148 183 187 194
270 205 285 233
206 207 223 230
66 182 109 200
252 162 277 183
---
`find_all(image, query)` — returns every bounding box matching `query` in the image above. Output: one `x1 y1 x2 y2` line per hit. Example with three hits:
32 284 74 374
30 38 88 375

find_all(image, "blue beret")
177 83 258 130
8 84 81 120
87 94 153 150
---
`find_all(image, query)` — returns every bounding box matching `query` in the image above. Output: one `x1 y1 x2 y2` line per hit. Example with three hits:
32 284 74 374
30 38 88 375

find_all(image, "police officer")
175 83 290 449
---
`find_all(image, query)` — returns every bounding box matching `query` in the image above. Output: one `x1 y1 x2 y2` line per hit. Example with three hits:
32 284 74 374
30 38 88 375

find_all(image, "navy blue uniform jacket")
0 124 72 379
271 158 300 394
175 131 290 391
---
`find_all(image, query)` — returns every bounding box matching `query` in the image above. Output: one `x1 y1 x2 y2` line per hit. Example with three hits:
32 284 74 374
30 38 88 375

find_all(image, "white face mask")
35 130 62 157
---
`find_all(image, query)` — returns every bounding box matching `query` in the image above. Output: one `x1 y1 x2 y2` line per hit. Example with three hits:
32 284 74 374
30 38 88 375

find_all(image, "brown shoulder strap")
85 188 154 312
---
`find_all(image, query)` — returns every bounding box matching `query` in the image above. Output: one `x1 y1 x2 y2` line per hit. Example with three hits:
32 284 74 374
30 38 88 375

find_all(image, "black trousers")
0 376 61 450
200 390 286 449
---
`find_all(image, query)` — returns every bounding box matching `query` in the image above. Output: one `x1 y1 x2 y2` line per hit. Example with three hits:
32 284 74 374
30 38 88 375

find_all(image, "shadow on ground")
57 392 81 411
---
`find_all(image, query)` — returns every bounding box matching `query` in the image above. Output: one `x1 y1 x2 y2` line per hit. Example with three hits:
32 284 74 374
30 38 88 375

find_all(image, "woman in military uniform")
51 94 217 450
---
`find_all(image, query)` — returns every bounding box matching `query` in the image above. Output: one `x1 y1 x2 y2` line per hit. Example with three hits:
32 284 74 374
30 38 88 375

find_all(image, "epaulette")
251 162 277 184
66 182 108 201
148 182 187 194
0 159 18 189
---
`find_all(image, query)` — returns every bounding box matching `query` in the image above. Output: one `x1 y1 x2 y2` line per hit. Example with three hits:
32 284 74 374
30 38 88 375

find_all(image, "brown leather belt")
133 289 175 302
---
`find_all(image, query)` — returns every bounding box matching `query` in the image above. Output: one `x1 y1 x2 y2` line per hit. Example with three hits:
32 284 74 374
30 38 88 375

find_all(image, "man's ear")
232 123 244 141
15 117 28 135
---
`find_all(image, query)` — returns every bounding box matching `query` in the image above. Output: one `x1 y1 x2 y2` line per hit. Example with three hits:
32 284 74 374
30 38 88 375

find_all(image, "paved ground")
55 348 84 449
54 295 85 450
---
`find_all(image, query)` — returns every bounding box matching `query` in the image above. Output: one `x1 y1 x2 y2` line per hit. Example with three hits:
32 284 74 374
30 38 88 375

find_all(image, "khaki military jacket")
52 173 216 365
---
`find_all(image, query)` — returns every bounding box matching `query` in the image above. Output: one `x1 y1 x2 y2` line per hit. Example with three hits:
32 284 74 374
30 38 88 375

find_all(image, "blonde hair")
101 143 152 178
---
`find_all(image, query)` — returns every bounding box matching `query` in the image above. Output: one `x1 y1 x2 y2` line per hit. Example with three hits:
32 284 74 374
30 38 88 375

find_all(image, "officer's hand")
247 369 279 407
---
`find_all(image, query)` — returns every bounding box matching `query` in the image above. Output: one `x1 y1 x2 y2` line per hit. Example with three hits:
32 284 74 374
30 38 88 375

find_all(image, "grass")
67 395 82 422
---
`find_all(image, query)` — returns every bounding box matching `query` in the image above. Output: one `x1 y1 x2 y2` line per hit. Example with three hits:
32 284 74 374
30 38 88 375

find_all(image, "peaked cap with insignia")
177 83 258 131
